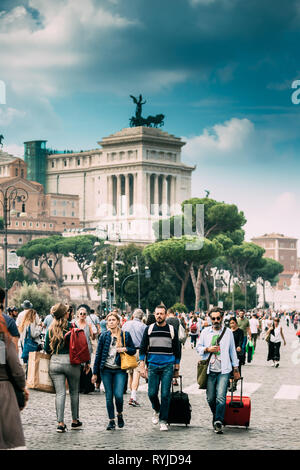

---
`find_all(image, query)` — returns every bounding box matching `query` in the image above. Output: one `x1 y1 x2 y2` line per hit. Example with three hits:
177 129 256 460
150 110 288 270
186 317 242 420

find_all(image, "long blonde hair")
48 316 69 355
106 312 122 347
19 309 38 333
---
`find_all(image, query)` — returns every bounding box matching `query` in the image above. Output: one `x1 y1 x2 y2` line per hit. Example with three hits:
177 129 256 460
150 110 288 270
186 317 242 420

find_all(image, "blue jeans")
148 363 174 423
206 371 230 424
101 367 127 420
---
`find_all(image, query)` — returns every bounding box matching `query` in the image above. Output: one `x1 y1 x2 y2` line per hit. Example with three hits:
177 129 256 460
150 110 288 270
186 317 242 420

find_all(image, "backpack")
190 323 197 334
148 322 175 339
64 326 90 365
178 323 186 343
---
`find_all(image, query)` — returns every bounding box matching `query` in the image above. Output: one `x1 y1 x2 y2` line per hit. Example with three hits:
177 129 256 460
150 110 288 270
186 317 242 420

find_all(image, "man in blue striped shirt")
196 307 240 434
139 304 181 431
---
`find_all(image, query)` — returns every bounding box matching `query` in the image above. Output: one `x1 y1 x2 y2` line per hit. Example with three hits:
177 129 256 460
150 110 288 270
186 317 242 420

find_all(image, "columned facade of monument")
46 126 195 244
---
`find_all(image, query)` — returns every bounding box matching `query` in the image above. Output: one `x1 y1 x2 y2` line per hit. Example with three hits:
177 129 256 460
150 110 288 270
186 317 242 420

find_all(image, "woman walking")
44 303 82 432
0 296 28 449
229 317 244 391
266 318 286 368
92 312 136 430
18 308 43 364
72 305 94 359
189 316 200 349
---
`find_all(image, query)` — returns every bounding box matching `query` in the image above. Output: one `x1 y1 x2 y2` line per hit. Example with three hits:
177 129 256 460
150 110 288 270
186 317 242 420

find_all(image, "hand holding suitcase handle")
233 367 241 382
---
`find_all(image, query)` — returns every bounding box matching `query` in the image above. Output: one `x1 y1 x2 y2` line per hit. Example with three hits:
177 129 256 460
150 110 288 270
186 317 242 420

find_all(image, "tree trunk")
82 269 91 300
194 266 203 311
203 275 210 310
180 268 190 305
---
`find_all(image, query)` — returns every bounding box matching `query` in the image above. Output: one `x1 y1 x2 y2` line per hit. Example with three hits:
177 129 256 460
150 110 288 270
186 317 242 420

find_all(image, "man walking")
237 309 252 363
249 313 260 350
166 308 181 385
196 307 240 434
139 304 181 431
122 308 147 407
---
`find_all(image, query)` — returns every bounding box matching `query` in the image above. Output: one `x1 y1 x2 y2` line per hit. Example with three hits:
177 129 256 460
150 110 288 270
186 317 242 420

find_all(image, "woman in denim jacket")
92 312 136 430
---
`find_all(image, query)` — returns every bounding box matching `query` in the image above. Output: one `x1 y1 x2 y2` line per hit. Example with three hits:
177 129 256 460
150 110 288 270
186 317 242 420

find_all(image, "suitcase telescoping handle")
172 374 183 394
229 376 244 407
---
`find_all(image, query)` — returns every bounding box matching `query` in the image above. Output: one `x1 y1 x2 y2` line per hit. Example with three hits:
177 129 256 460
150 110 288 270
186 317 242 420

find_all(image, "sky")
1 0 300 245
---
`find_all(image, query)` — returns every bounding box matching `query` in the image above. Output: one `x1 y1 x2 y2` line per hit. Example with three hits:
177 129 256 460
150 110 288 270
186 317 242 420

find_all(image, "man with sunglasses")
196 307 240 434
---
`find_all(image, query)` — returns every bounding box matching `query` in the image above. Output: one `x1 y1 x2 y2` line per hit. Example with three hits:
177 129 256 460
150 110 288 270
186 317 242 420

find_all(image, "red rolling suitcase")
224 377 251 429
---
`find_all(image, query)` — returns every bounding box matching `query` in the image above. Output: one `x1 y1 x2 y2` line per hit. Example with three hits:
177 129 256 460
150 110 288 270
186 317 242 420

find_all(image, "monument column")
125 173 130 216
107 175 112 216
134 172 138 214
153 174 159 216
162 174 168 216
117 174 122 216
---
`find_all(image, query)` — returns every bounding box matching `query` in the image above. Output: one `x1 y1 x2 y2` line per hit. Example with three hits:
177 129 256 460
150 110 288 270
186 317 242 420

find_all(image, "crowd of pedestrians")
0 286 298 448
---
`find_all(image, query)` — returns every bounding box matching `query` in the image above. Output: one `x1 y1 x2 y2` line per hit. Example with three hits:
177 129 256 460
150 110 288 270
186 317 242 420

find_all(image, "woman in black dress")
229 317 244 391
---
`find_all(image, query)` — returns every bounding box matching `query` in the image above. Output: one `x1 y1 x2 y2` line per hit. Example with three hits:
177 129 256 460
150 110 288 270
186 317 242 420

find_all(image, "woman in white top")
266 318 286 368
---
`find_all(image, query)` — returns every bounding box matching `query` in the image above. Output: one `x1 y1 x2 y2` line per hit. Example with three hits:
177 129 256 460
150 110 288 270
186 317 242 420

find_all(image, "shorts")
127 350 140 374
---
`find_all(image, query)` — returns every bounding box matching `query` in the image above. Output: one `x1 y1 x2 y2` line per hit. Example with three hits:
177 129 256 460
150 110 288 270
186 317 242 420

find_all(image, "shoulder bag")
120 332 138 370
197 327 227 390
21 326 39 363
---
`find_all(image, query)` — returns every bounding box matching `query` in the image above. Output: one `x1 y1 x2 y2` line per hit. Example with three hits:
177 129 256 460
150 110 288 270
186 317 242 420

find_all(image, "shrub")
11 282 59 319
171 302 188 313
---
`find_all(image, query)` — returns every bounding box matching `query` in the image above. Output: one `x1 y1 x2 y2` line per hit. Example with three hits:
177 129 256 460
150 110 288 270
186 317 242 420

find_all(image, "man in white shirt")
196 308 240 435
249 314 260 350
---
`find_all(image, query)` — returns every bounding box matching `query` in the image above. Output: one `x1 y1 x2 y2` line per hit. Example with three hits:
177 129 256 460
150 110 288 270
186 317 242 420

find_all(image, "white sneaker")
159 422 168 431
152 411 159 425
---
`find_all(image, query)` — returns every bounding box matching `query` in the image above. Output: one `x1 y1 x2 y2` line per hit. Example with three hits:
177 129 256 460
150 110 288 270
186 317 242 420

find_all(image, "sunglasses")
211 316 221 321
79 312 86 316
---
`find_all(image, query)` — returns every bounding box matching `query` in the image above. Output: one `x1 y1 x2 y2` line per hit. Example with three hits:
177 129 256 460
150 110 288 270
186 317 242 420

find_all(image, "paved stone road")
20 323 300 450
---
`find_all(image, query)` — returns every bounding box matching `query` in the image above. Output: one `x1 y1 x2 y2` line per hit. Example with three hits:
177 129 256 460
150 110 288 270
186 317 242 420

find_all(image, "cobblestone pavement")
20 323 300 450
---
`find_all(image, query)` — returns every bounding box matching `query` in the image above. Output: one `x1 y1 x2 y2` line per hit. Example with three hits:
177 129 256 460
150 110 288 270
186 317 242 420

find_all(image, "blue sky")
1 0 300 244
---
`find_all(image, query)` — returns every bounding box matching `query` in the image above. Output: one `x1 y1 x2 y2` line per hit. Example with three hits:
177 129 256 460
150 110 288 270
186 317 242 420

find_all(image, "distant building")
45 126 195 243
251 233 298 289
0 150 80 285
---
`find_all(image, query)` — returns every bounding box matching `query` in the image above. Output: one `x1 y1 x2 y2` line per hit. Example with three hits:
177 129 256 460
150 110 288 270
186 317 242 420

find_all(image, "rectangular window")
34 259 39 267
77 159 80 166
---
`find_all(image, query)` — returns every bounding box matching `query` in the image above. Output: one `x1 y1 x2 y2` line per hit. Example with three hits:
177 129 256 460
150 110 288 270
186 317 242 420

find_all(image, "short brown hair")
209 307 224 317
155 304 167 314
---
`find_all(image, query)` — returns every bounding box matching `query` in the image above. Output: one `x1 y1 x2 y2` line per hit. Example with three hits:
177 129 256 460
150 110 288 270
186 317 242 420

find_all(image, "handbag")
197 326 227 389
120 332 138 370
178 323 187 343
21 326 39 362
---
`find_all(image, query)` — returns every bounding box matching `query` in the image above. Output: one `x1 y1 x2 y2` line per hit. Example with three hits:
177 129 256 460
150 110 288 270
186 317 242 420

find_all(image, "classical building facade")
0 150 80 287
46 126 195 243
251 233 298 289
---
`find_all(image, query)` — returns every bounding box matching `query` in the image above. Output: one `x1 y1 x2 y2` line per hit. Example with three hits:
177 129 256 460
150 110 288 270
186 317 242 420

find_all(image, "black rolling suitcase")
167 375 191 426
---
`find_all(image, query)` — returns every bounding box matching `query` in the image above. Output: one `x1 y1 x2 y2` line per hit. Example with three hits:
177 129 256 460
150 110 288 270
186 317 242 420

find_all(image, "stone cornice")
46 161 195 176
98 126 185 149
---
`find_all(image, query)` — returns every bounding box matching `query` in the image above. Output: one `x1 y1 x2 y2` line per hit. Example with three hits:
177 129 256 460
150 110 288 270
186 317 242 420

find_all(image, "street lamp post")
0 186 28 310
121 264 151 312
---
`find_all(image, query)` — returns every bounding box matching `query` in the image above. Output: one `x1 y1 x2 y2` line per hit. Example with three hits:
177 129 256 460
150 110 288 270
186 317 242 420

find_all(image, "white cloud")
2 144 24 158
0 1 138 98
0 107 26 126
182 117 255 162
